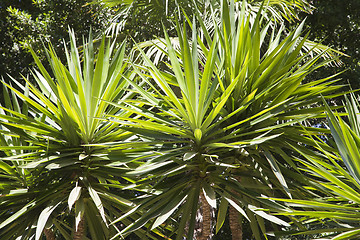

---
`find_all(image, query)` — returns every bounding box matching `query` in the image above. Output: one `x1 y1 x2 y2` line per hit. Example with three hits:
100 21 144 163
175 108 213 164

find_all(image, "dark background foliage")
303 0 360 89
0 0 112 81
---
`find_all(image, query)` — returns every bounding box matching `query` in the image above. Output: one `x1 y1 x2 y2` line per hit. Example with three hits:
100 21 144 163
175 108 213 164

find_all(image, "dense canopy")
0 1 360 240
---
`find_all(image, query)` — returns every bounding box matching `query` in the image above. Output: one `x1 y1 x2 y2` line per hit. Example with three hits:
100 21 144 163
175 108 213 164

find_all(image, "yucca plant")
104 1 343 239
0 31 164 240
271 93 360 240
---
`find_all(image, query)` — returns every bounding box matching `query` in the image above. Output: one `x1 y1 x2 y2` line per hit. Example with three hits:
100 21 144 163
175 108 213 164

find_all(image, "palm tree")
0 31 162 240
104 1 343 239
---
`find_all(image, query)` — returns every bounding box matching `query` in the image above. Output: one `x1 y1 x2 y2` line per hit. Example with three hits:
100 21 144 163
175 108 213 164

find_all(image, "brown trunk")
44 228 56 240
198 191 212 240
229 176 243 240
73 217 85 240
229 205 243 240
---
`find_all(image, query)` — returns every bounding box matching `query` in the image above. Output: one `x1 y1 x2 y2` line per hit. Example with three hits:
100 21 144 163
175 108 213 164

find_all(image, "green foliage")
0 31 162 239
272 94 360 239
1 0 357 239
103 1 342 239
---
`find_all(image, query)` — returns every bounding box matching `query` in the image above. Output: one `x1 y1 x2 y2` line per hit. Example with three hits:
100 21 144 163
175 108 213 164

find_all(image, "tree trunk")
229 176 243 240
73 217 85 240
229 205 243 240
44 228 56 240
198 190 212 240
